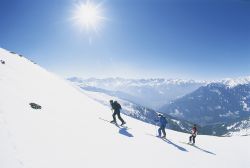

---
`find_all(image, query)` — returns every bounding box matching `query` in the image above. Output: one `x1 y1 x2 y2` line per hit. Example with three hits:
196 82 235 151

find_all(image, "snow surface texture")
1 48 250 168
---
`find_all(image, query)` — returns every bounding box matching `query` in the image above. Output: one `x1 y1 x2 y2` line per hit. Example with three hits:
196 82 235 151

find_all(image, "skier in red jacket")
189 124 197 145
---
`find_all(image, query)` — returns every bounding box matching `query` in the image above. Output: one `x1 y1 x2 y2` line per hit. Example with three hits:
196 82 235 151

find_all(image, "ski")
99 117 130 129
180 141 197 147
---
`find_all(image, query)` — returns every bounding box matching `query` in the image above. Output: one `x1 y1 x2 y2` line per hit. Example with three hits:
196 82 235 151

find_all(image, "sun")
71 0 106 33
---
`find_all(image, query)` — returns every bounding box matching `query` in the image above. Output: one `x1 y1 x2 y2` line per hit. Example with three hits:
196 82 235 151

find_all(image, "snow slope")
1 48 250 168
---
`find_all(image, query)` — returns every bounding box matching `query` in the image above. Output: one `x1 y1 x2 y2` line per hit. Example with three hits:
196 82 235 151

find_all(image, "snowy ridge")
1 48 250 168
69 76 250 89
218 76 250 88
69 77 207 87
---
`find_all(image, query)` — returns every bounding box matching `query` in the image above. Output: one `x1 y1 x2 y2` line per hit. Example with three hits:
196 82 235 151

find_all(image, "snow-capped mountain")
160 83 250 128
218 76 250 88
1 48 250 168
68 77 207 109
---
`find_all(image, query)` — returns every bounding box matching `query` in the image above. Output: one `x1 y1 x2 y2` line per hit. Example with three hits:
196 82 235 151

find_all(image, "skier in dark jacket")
110 100 126 126
189 124 197 144
157 114 167 138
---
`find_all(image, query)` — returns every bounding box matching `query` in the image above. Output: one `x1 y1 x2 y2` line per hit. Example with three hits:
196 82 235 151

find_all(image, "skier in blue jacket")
157 114 167 138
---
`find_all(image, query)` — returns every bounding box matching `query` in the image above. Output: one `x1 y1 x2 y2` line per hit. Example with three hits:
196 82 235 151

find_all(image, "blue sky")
0 0 249 80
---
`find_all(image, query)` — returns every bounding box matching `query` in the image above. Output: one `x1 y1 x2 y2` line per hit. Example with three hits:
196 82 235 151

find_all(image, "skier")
157 114 167 138
189 124 197 145
109 100 126 126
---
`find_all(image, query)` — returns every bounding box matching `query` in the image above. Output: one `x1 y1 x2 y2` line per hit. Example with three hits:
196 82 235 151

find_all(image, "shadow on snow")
146 133 188 152
191 145 216 155
180 142 216 155
99 117 134 138
119 127 133 137
162 138 188 152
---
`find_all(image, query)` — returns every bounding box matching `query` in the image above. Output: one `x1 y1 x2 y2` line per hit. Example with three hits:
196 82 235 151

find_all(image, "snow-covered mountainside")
78 89 194 133
160 83 250 130
202 117 250 136
68 77 207 109
1 48 250 168
223 117 250 136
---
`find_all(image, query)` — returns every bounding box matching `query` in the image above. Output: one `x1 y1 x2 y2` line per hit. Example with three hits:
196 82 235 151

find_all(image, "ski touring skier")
109 100 126 126
189 124 197 145
157 113 167 139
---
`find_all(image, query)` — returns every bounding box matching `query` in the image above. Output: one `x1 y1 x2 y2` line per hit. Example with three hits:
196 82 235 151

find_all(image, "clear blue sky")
0 0 249 80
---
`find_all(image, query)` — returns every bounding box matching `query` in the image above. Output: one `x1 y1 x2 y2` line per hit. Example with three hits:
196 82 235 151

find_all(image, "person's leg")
162 126 166 138
158 127 162 137
189 135 192 143
117 111 125 124
111 112 117 123
193 136 196 144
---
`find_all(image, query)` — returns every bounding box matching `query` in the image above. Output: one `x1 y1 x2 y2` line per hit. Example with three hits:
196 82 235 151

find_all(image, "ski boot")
110 120 117 124
120 121 126 126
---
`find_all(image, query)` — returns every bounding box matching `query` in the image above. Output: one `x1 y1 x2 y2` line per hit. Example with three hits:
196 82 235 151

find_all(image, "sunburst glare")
71 0 106 33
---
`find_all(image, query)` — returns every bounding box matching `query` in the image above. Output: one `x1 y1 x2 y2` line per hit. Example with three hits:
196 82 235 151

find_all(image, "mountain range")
68 77 207 109
160 83 250 125
69 76 250 136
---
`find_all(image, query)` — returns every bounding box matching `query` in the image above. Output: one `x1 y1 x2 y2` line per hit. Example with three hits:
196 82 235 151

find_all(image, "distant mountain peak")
218 76 250 88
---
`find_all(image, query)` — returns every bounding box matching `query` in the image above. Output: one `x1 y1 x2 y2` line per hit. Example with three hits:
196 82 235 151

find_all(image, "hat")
158 113 163 117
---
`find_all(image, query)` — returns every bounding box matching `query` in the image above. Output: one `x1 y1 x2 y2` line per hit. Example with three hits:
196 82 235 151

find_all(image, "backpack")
116 102 122 110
